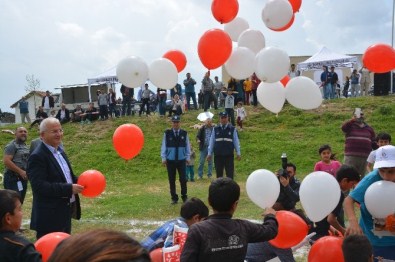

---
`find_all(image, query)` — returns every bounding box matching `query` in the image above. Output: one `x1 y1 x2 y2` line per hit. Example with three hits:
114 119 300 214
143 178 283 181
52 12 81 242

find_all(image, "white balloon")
365 181 395 218
148 58 178 90
300 171 341 222
246 169 280 209
225 47 255 80
224 17 250 42
254 47 290 83
261 0 293 30
238 29 266 55
285 76 323 110
116 56 149 88
257 82 285 113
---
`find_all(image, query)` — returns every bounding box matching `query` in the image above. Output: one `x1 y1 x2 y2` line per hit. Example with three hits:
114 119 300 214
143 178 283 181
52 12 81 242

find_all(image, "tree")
25 74 42 114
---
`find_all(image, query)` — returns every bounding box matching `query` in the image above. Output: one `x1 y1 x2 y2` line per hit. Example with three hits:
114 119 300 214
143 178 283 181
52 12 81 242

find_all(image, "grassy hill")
1 95 394 256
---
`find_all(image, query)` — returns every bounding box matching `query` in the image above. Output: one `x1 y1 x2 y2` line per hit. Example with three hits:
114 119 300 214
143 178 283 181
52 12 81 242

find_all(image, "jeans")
158 97 166 116
225 108 235 126
351 83 360 97
185 92 197 110
203 92 211 111
198 146 212 178
246 242 295 262
372 245 395 261
122 97 131 116
139 98 150 115
186 165 195 181
323 83 332 99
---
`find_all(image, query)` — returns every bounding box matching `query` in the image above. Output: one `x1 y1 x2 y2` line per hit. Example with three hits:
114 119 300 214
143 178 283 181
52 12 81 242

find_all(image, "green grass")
1 95 394 261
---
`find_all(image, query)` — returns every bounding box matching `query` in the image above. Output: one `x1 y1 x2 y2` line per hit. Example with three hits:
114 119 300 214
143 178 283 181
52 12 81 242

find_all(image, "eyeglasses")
47 129 63 134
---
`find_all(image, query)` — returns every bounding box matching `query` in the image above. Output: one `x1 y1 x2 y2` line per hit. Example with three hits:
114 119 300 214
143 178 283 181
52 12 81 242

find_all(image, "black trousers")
252 89 258 106
214 155 234 179
166 160 187 201
139 98 150 115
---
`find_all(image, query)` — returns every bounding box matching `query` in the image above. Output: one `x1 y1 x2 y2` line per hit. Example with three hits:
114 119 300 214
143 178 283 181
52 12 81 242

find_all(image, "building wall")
14 95 42 124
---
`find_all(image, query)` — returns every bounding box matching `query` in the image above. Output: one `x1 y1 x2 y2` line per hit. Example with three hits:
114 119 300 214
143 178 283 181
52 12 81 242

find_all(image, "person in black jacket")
180 178 277 262
273 163 300 211
245 163 304 262
0 189 42 262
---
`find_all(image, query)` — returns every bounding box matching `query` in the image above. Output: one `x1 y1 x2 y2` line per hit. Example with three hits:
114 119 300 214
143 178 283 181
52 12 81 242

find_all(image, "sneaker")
190 179 195 182
197 176 203 180
171 200 178 205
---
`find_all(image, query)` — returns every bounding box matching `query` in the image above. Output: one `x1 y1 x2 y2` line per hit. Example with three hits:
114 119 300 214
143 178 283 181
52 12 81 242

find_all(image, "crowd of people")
320 65 373 99
2 69 394 261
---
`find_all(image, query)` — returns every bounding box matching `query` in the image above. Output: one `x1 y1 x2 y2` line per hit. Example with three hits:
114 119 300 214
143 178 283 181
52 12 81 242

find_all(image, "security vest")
214 125 235 156
165 129 188 161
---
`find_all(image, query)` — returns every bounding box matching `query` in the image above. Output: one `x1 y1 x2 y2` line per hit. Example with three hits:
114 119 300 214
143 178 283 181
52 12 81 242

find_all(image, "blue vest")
165 129 187 161
214 125 235 156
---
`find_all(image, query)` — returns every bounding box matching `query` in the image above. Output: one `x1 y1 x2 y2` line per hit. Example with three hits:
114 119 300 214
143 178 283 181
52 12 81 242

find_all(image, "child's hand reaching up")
263 207 276 216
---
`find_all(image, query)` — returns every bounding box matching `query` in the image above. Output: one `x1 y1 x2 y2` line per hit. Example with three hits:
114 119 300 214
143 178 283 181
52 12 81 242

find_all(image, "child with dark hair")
181 177 278 262
342 235 373 262
366 132 392 172
0 189 42 261
314 144 342 177
310 165 360 243
49 229 150 262
141 197 209 252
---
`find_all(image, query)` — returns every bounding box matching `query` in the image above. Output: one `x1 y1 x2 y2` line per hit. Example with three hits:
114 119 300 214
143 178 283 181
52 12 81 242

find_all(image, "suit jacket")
56 108 70 121
41 95 55 108
27 142 81 233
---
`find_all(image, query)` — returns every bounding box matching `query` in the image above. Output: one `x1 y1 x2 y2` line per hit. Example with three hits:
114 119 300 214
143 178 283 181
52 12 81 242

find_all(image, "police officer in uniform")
207 111 241 179
0 189 42 261
161 115 191 204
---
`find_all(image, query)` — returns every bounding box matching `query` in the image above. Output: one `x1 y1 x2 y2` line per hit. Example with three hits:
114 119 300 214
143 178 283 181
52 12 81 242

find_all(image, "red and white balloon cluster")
115 50 186 90
262 0 301 32
202 0 320 114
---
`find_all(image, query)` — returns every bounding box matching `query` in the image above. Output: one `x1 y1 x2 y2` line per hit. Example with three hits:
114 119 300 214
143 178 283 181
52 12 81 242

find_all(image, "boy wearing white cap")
344 145 395 261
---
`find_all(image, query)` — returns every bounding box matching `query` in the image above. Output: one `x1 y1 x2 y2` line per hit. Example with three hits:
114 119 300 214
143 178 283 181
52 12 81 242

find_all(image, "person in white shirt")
236 102 247 131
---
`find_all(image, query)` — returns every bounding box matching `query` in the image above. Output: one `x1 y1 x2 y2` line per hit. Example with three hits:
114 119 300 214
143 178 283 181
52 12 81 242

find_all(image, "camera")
278 153 289 178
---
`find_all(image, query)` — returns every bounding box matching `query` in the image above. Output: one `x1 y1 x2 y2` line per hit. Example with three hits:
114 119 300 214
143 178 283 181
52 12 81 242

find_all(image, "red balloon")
149 248 163 262
198 29 232 70
269 14 295 32
280 75 291 87
163 50 187 73
113 124 144 160
289 0 302 13
308 236 344 262
35 232 70 262
269 211 308 248
78 170 106 197
362 43 395 73
211 0 239 24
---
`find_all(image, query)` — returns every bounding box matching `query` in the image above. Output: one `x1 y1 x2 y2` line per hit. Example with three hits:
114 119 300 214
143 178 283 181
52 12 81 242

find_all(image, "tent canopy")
88 66 117 84
297 46 359 71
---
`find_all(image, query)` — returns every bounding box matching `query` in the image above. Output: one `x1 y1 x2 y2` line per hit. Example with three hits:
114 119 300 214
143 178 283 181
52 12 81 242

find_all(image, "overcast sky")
0 0 393 112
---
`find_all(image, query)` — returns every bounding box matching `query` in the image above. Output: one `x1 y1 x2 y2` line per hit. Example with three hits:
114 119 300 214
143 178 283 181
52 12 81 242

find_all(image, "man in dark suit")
27 118 84 239
55 103 70 124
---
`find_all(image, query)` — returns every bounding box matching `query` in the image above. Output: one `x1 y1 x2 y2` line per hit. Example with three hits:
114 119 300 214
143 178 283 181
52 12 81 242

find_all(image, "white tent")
87 66 117 85
297 46 359 71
